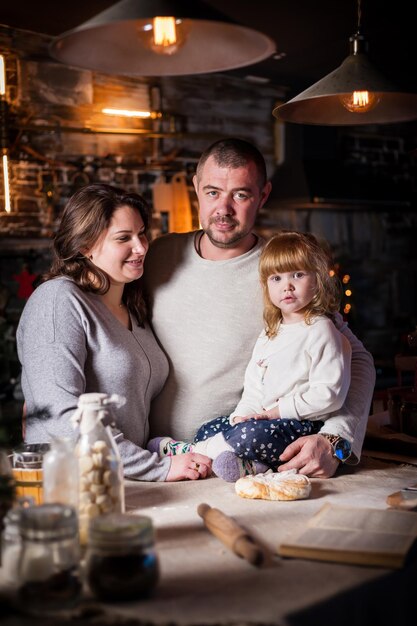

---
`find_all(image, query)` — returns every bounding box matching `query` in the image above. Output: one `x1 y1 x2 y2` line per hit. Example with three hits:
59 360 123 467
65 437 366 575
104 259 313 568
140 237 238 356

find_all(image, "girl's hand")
260 406 281 420
233 407 281 423
165 452 212 482
232 415 250 424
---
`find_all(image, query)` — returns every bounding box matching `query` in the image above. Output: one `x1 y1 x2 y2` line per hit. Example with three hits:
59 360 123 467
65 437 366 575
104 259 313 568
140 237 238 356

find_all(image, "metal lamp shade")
273 47 417 125
49 0 276 77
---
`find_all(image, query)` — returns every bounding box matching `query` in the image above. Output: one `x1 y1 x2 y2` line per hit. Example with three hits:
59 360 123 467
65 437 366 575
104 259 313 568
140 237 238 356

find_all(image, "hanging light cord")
356 0 363 35
351 0 367 55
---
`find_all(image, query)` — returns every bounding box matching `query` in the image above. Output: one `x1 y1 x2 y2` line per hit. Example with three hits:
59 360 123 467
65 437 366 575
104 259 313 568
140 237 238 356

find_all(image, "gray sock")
212 451 269 482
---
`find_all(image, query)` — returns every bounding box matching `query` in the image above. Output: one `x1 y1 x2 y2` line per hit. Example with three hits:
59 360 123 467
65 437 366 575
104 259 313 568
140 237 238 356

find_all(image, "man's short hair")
196 138 267 189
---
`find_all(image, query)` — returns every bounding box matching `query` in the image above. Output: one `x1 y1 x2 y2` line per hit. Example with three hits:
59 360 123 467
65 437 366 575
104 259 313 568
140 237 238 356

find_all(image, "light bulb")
102 108 153 119
1 55 11 213
340 90 380 114
137 17 189 56
0 54 5 95
2 152 11 213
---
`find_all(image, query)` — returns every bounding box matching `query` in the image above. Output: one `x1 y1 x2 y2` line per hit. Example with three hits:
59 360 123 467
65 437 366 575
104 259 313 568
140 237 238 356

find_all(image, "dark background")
2 0 417 94
1 0 417 421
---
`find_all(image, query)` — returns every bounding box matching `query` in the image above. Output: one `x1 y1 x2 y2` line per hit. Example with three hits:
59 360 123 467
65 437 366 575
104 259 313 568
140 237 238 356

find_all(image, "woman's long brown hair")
43 183 150 326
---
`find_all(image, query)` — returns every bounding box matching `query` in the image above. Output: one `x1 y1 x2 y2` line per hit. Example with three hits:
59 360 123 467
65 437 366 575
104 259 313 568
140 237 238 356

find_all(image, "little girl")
148 230 352 481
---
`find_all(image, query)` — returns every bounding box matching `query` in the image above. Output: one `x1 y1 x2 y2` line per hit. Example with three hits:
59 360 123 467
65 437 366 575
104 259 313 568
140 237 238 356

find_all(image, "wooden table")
1 455 417 626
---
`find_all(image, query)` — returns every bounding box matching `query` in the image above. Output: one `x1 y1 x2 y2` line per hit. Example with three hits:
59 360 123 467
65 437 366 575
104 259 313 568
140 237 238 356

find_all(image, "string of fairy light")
330 265 352 317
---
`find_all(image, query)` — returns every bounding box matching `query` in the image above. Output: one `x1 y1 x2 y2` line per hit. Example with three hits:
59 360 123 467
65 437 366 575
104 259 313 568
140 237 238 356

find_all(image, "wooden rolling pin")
197 502 264 566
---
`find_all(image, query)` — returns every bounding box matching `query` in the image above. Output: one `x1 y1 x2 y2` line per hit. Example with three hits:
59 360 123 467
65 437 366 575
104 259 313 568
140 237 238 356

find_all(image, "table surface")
1 454 417 626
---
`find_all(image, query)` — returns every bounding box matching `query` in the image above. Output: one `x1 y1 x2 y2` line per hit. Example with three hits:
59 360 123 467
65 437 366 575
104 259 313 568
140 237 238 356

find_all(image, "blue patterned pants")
194 416 324 468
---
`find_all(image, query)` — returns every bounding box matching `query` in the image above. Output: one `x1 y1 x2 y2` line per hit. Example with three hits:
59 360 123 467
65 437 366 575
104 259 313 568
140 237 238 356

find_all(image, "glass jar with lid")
16 503 81 614
1 498 33 585
85 513 159 602
12 443 50 504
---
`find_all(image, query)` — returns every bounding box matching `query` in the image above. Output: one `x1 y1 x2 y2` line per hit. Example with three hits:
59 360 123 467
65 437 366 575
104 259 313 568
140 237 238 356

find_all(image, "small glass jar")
43 438 79 509
16 503 81 614
85 513 159 602
1 499 33 585
12 443 50 504
1 507 21 584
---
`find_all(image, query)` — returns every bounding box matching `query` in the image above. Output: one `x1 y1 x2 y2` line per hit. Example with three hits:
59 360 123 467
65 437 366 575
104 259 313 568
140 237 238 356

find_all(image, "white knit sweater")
230 317 351 422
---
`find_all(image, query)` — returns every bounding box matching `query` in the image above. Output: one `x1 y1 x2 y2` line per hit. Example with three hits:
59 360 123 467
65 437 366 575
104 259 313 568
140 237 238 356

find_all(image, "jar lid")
13 443 50 468
88 513 155 548
19 504 78 541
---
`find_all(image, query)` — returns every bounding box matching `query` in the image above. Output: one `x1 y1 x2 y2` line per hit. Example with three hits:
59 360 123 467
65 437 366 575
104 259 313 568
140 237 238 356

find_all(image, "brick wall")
1 23 417 395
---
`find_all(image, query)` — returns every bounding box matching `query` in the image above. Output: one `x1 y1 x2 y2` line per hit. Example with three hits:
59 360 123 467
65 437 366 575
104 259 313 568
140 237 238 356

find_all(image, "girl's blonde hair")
259 230 341 337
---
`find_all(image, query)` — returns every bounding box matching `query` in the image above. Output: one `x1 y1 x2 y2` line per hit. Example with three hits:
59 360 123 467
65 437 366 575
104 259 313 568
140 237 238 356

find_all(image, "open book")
278 503 417 568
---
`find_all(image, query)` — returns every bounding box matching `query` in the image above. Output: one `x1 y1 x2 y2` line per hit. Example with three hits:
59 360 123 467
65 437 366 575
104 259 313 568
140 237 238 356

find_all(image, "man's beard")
205 216 249 249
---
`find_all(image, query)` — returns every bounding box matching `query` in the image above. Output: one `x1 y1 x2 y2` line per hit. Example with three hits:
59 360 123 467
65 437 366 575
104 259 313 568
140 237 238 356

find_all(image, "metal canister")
12 443 50 504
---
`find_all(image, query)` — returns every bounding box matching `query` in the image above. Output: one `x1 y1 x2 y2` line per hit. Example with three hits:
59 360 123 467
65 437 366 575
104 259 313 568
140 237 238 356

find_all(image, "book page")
278 503 417 568
286 527 415 553
310 503 417 535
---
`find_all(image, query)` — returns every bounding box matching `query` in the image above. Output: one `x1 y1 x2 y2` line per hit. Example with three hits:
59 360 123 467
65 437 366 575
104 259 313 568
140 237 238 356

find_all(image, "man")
144 138 375 478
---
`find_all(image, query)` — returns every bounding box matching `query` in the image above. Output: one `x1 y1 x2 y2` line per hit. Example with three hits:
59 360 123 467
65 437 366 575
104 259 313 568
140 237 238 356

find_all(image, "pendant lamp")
273 0 417 125
49 0 276 77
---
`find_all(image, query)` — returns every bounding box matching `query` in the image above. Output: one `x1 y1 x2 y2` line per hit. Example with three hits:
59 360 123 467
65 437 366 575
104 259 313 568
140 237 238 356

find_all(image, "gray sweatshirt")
16 277 171 481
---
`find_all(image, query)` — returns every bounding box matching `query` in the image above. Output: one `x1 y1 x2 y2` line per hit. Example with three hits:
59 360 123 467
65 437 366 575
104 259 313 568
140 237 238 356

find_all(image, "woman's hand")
165 452 212 482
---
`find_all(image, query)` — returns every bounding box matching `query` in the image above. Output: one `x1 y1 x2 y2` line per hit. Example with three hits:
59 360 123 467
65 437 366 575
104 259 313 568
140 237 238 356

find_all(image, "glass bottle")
85 513 159 602
71 392 125 545
43 437 79 508
16 503 81 614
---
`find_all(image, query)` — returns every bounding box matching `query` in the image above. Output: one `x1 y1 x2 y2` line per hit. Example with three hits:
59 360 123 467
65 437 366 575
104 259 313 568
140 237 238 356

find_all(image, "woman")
17 183 210 481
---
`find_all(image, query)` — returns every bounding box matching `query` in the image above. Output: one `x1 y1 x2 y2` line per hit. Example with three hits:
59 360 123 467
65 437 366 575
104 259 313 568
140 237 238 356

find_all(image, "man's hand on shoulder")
278 434 339 478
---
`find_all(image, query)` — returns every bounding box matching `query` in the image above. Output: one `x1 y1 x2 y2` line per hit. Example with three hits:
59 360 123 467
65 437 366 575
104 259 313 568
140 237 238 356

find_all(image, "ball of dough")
235 469 311 501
